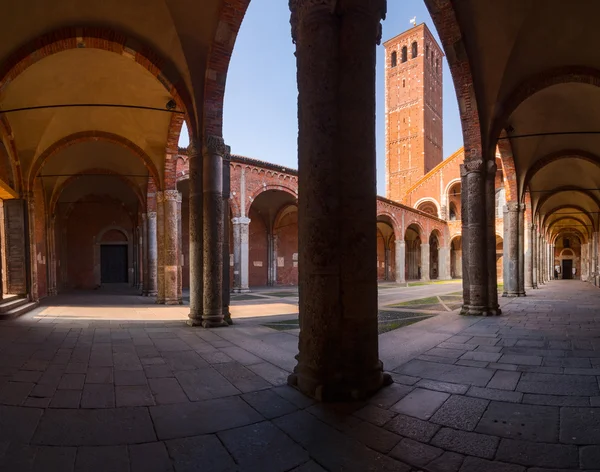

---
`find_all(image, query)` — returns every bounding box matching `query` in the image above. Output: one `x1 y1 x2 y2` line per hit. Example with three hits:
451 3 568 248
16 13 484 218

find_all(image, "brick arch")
523 150 600 194
414 197 441 218
550 227 586 245
95 225 130 244
164 114 186 190
0 26 194 131
490 66 600 147
49 168 145 215
248 184 297 207
28 131 161 192
536 186 600 217
376 212 400 238
548 216 591 239
541 204 595 231
0 116 21 192
429 228 444 246
424 0 487 159
497 133 518 202
203 0 252 138
404 220 425 243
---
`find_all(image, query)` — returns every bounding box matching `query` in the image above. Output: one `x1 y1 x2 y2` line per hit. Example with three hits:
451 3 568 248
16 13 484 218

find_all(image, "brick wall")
33 178 47 298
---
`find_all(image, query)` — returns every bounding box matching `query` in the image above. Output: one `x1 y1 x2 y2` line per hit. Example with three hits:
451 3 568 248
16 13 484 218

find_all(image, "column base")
532 284 538 289
460 305 502 316
233 288 251 293
287 367 393 402
502 292 519 298
164 298 182 305
186 317 229 328
48 289 58 296
223 308 233 325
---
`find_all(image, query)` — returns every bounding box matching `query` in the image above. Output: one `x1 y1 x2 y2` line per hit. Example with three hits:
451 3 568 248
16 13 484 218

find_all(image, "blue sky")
180 0 462 196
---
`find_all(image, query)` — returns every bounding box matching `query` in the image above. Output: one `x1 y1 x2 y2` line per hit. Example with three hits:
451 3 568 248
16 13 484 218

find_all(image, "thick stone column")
485 161 500 313
503 203 519 297
531 224 537 289
188 141 204 325
141 213 149 295
420 243 430 281
395 240 405 284
137 224 143 291
156 192 166 304
593 232 599 285
222 151 232 324
47 216 57 296
439 246 451 280
177 193 183 304
232 217 250 292
146 211 158 296
287 0 389 401
162 190 179 305
384 247 391 280
200 136 227 327
267 233 277 286
517 205 526 295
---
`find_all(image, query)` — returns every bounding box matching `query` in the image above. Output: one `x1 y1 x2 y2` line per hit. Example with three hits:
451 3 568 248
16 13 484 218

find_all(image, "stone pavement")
0 281 599 470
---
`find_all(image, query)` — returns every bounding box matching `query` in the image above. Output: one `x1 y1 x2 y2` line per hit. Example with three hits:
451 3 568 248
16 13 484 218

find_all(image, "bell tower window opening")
411 42 418 59
391 51 397 68
401 46 407 63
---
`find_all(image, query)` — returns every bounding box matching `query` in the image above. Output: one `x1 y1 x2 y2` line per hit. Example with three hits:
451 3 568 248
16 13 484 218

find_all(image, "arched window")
401 46 407 63
391 51 397 68
402 79 406 88
411 42 418 59
449 203 457 221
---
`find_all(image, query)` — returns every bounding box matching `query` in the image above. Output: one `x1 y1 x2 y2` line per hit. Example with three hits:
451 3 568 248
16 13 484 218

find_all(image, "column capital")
147 211 157 219
204 135 226 157
163 190 179 201
486 159 497 176
232 216 251 225
156 191 164 203
395 239 405 246
187 139 201 158
505 202 520 212
460 159 485 176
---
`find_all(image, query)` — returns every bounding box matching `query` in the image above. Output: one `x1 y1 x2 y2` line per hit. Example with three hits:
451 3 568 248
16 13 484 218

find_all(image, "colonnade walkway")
0 281 598 470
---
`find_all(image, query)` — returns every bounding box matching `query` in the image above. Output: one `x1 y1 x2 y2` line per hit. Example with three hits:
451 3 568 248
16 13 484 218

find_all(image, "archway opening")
450 235 462 279
496 235 504 281
447 182 461 220
417 201 439 217
405 224 422 281
429 231 440 280
377 216 396 281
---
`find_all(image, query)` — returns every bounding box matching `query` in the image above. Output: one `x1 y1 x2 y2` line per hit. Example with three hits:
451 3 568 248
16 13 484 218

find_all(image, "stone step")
0 300 38 320
0 296 28 313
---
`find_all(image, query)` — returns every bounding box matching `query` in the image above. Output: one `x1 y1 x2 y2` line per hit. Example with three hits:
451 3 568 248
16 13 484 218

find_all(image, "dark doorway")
562 259 573 279
101 245 128 283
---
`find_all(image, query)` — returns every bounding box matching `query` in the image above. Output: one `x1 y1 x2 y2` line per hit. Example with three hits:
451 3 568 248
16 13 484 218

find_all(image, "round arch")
377 211 401 237
415 197 441 218
523 150 600 193
404 220 425 243
93 225 134 288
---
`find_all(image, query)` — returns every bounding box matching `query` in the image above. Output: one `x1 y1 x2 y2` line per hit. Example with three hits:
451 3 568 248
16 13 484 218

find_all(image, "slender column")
25 194 37 300
267 233 277 286
160 190 179 304
439 246 451 280
420 243 430 281
593 232 599 285
502 203 518 296
287 0 389 401
531 224 537 288
147 211 158 296
201 135 227 327
485 161 500 313
177 192 183 303
538 234 545 284
156 192 165 304
517 204 526 295
47 216 57 296
232 217 251 292
188 141 204 324
137 224 144 291
222 150 232 324
384 247 391 280
141 213 149 295
395 240 405 284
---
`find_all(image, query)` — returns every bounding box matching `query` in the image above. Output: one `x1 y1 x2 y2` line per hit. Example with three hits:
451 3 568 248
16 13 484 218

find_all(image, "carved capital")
505 202 520 212
163 190 179 201
486 159 497 176
156 191 164 203
147 211 157 219
460 159 484 177
187 139 201 159
204 135 226 157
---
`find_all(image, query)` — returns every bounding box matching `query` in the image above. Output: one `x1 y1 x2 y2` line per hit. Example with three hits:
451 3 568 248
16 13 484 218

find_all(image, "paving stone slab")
389 437 442 467
498 355 543 366
128 442 173 472
475 402 558 442
431 395 489 431
175 368 240 401
384 413 441 442
415 379 469 395
516 372 599 396
395 360 495 387
389 373 420 385
431 427 499 459
461 351 502 363
466 386 523 403
522 393 589 407
33 407 156 446
33 446 77 472
391 387 449 420
0 405 43 442
353 404 397 426
242 389 298 419
495 438 578 468
487 371 521 390
291 460 328 472
80 384 115 408
115 385 155 407
150 396 263 440
147 378 188 404
219 421 309 471
166 435 236 472
427 348 468 359
426 451 465 472
75 446 129 472
307 403 363 432
346 420 402 453
272 385 316 409
560 407 600 444
458 456 525 472
368 382 414 409
213 362 271 393
580 445 600 470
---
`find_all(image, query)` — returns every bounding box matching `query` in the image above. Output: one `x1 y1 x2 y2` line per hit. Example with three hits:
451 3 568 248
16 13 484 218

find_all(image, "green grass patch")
378 317 432 334
392 296 440 307
262 318 299 331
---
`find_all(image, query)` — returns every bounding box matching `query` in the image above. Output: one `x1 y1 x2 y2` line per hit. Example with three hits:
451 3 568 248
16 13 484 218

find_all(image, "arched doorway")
377 217 396 281
429 231 440 280
450 236 462 279
405 224 422 281
556 234 581 279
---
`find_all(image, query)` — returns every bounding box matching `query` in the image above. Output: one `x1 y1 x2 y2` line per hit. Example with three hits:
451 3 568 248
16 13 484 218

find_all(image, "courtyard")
0 281 598 470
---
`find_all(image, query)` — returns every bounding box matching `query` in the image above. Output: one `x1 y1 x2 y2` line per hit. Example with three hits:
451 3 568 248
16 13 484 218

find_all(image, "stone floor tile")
115 385 155 407
426 347 468 359
213 361 271 393
148 377 188 404
58 373 85 390
81 384 115 408
560 407 600 444
522 393 589 407
426 451 465 472
488 362 519 371
389 437 442 467
66 363 89 374
24 396 52 408
499 355 543 366
391 387 449 420
487 370 521 390
395 359 495 387
114 369 147 386
33 407 156 446
458 456 525 472
246 362 290 386
274 410 411 472
0 443 37 471
417 354 457 365
543 357 591 368
152 338 191 352
290 460 328 472
143 364 173 379
517 372 599 396
0 381 34 405
347 420 402 453
129 442 173 472
49 389 81 408
166 434 236 472
495 438 578 468
437 342 477 352
446 335 474 344
242 389 298 419
272 385 316 408
175 368 239 401
75 446 129 472
219 346 263 365
219 421 309 471
32 446 76 472
389 373 420 385
162 350 209 371
466 386 523 403
368 382 414 408
461 351 502 363
430 395 489 431
456 359 489 368
384 413 441 442
12 370 43 383
468 336 500 346
85 367 113 384
198 350 234 364
431 428 499 459
0 404 44 442
306 403 364 432
415 379 469 395
353 403 397 426
150 396 263 440
580 445 600 470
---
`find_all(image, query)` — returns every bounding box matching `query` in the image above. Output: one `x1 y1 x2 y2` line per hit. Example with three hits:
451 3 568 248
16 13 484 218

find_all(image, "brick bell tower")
384 23 443 202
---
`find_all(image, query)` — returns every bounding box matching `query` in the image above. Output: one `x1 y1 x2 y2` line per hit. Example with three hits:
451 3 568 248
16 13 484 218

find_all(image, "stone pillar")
517 204 526 296
267 233 277 286
141 213 148 295
177 193 183 304
395 239 405 284
137 224 144 291
156 192 166 304
439 246 451 280
47 216 57 296
232 217 251 293
188 141 204 324
524 220 533 290
537 234 544 285
503 203 519 297
593 232 599 285
287 0 389 401
531 224 537 289
146 211 158 296
222 151 232 324
201 135 227 327
485 161 500 313
420 243 430 281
